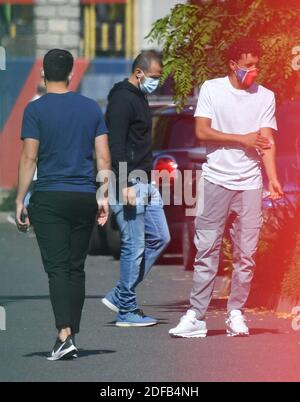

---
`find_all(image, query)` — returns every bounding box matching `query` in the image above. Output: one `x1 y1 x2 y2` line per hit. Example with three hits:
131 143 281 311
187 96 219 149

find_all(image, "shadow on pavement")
23 349 116 359
169 328 283 338
207 328 283 337
157 255 182 266
0 295 102 306
104 319 170 327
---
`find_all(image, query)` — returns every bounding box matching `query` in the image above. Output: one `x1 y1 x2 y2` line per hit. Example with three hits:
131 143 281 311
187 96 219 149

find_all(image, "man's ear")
68 71 74 83
40 69 45 79
229 60 236 73
135 68 143 79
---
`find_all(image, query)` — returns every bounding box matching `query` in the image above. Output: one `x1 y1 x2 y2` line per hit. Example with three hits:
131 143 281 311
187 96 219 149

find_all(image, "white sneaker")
226 310 249 337
169 310 208 338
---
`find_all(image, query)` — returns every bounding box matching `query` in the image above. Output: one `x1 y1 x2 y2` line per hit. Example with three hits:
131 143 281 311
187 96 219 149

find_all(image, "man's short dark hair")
43 49 74 82
226 38 262 63
132 51 162 73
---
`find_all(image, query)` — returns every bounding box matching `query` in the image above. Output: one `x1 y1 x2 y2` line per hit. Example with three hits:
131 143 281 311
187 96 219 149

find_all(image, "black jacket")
106 79 153 188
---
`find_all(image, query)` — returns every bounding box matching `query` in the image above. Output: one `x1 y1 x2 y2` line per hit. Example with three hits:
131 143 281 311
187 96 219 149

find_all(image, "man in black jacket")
102 51 171 327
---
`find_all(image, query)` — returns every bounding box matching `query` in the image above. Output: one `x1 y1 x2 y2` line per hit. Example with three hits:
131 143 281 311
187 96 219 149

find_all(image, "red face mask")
235 65 259 88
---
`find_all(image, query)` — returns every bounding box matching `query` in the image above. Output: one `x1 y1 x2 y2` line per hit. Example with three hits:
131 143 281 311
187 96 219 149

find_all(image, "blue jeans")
107 183 170 312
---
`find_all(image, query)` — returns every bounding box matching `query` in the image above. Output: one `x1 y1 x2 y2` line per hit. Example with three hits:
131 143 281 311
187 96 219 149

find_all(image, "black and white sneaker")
71 335 78 358
47 335 78 361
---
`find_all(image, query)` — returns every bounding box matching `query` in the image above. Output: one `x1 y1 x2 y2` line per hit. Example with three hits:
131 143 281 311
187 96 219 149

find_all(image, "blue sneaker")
116 309 158 327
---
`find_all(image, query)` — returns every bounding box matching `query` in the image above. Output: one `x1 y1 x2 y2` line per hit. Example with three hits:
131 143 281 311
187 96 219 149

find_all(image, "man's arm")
95 134 111 173
106 95 131 170
195 117 272 150
106 95 136 205
15 139 39 229
95 134 111 226
260 127 283 200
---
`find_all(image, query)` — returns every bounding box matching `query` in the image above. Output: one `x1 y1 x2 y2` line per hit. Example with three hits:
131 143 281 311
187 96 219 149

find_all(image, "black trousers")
28 191 97 334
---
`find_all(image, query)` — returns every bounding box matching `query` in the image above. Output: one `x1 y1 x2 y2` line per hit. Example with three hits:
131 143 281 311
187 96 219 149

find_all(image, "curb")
276 297 300 314
0 212 13 224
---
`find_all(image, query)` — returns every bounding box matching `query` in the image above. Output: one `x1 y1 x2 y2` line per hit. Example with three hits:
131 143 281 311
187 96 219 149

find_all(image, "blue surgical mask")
139 72 160 94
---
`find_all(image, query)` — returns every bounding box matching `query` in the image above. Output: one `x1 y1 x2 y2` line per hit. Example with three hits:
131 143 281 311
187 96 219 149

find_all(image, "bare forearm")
261 144 278 181
16 156 37 203
196 125 246 145
97 156 111 199
97 155 111 173
196 119 271 151
95 134 111 175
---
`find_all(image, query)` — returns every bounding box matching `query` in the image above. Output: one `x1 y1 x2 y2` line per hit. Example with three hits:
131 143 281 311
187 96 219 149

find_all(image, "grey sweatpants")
190 178 263 320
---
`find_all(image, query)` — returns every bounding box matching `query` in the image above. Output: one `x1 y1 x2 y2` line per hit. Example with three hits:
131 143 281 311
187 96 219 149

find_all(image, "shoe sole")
169 331 207 338
115 322 158 327
226 329 249 337
47 345 78 361
102 298 119 313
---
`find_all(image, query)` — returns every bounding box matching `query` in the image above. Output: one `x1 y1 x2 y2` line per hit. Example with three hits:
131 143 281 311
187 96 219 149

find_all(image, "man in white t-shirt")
169 38 283 338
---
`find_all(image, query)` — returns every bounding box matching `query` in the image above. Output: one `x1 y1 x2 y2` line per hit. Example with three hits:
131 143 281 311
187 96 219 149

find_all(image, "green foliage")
252 195 300 305
222 237 233 274
0 188 17 212
218 194 300 305
147 0 300 108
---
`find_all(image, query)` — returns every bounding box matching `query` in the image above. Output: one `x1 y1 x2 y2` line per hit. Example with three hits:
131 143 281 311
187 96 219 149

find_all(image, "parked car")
89 101 300 270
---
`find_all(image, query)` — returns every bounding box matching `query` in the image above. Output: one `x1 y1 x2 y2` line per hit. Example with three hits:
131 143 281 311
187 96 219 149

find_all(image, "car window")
152 115 170 150
152 114 196 150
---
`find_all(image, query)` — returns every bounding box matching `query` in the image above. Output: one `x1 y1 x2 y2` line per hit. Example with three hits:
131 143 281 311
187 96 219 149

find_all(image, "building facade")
0 0 185 190
0 0 185 59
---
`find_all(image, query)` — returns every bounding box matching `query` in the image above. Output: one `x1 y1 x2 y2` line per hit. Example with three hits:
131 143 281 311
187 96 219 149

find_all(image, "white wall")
135 0 186 54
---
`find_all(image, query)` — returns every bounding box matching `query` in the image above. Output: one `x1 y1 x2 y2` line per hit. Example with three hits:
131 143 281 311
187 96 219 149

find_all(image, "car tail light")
154 156 178 173
153 155 178 187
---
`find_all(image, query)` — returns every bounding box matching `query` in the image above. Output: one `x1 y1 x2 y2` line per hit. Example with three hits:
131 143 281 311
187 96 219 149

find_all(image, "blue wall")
79 58 132 110
0 57 132 131
0 58 34 131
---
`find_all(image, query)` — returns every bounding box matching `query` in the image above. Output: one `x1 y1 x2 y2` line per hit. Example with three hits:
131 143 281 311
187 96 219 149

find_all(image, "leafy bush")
248 195 299 307
219 194 300 307
147 0 300 108
280 201 300 302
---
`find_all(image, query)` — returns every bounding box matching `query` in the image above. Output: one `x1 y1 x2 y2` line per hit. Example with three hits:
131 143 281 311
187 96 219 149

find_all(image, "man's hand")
122 186 136 206
268 179 284 200
15 201 30 232
96 197 109 226
241 131 272 151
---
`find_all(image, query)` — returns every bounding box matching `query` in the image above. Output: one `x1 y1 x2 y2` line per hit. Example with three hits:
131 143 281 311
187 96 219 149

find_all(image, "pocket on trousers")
123 205 145 220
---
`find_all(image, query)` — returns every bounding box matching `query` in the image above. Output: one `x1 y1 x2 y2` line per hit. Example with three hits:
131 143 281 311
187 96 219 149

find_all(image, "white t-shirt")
194 76 277 190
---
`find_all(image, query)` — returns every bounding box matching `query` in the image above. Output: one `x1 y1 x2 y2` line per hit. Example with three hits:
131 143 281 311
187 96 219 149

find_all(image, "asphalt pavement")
1 219 300 382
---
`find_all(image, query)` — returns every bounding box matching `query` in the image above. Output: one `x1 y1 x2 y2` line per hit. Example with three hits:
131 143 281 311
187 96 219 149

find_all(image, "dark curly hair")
226 38 262 63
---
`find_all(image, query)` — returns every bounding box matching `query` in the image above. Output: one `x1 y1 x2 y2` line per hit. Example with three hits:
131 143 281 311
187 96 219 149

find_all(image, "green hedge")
0 188 17 212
